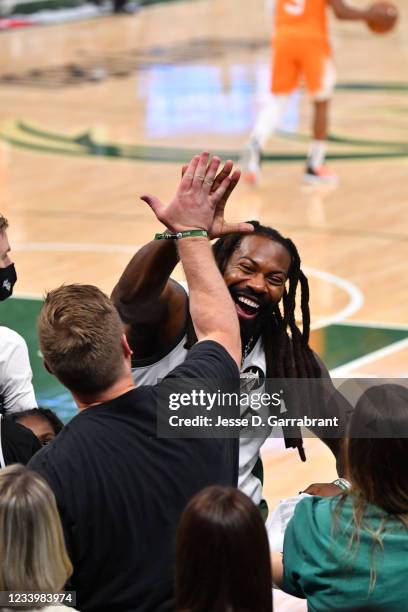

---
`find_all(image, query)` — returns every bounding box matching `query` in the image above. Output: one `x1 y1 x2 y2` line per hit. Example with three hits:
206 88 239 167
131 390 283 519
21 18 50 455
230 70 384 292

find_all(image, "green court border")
1 79 407 163
4 0 189 16
1 118 408 164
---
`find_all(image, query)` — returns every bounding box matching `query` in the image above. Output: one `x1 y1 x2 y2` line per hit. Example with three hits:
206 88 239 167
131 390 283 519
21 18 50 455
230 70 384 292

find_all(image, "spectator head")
13 408 64 445
175 485 272 612
0 214 17 300
347 383 408 517
0 464 72 593
38 284 132 402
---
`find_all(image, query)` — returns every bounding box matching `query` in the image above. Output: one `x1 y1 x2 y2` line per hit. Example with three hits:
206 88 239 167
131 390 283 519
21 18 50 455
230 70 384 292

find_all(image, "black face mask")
0 264 17 301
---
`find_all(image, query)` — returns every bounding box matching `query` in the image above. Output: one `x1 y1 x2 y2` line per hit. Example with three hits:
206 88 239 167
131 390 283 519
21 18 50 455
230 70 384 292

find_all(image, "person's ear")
121 334 133 359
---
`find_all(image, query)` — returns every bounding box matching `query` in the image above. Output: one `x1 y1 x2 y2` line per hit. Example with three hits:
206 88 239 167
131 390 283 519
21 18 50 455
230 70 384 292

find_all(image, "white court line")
303 266 364 330
12 243 364 328
330 337 408 377
334 319 408 332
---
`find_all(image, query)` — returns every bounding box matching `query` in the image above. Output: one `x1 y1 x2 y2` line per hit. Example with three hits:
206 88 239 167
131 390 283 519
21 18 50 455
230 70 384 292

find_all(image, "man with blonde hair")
29 152 241 612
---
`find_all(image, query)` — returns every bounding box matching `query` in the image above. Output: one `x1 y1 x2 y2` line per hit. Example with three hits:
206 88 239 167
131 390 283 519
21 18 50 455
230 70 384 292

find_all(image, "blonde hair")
0 215 8 234
0 464 72 593
38 284 125 395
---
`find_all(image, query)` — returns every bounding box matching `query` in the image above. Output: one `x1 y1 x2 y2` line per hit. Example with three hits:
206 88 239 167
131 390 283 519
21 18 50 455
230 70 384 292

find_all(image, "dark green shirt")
282 495 408 611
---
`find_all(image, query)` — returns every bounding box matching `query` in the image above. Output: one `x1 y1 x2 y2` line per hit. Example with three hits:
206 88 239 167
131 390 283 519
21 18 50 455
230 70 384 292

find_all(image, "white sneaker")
303 165 339 185
240 140 261 185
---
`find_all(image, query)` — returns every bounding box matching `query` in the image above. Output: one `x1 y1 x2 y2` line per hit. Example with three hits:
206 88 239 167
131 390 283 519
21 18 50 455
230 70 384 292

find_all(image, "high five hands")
141 152 254 238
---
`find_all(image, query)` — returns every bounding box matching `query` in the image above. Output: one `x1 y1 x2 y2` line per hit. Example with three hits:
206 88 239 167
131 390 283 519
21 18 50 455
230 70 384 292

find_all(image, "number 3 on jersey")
284 0 305 16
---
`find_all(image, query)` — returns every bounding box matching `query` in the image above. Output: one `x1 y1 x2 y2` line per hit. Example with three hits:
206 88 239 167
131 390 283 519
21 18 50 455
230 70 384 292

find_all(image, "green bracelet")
154 230 208 240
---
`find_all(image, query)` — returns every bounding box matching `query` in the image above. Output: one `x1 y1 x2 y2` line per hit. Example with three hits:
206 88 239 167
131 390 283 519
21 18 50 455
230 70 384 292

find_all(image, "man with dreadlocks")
112 158 346 512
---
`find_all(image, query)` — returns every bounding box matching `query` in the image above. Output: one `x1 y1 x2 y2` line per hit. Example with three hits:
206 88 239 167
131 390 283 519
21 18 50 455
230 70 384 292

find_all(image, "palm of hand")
141 153 253 238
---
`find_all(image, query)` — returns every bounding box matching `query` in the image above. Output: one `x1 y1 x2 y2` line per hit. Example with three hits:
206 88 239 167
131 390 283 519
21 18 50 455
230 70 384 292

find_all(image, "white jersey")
132 334 281 506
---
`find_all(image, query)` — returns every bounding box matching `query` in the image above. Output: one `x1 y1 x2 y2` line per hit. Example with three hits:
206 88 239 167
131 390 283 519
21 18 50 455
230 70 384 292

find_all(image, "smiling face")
222 234 291 331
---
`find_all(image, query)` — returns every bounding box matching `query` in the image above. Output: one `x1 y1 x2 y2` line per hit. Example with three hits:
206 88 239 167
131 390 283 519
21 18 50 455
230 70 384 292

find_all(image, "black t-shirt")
29 341 239 612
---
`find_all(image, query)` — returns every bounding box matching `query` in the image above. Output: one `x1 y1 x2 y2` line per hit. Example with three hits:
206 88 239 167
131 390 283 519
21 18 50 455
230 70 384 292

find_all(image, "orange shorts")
271 38 335 99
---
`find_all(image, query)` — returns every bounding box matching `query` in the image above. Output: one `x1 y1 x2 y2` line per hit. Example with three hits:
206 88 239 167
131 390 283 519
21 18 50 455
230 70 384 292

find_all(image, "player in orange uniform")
241 0 389 184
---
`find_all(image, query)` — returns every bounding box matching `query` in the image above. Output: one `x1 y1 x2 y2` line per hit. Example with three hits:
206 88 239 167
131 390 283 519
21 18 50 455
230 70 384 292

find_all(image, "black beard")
239 302 276 347
228 286 276 347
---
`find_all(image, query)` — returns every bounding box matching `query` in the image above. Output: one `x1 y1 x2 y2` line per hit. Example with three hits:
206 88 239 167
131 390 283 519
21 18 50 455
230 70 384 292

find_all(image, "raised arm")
141 153 242 366
112 160 251 359
111 240 186 359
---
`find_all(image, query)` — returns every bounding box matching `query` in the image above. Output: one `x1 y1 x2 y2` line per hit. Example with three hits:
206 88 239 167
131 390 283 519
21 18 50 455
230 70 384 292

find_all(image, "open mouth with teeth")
233 295 261 320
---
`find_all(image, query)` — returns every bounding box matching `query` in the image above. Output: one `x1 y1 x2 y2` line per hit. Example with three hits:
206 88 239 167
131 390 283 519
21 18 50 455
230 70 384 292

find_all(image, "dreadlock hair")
185 221 321 380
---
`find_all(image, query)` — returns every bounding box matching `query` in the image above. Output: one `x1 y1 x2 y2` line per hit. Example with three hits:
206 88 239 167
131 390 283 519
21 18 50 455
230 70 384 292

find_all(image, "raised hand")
141 152 232 234
182 159 254 239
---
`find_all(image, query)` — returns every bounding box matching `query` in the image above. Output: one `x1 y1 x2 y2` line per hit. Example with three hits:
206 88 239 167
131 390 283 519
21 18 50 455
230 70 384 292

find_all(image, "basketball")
366 1 398 34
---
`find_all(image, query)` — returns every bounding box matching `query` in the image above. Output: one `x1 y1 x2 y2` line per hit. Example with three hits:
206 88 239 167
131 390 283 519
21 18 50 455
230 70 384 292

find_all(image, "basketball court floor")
0 1 407 606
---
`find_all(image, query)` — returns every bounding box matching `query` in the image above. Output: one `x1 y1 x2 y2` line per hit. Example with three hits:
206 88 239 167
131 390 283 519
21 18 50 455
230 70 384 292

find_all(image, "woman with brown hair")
272 383 408 611
175 485 273 612
0 464 77 611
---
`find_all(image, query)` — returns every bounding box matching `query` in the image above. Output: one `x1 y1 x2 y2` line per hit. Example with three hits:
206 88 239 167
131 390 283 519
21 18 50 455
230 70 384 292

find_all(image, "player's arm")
111 240 186 358
329 0 385 21
141 152 241 366
329 0 369 20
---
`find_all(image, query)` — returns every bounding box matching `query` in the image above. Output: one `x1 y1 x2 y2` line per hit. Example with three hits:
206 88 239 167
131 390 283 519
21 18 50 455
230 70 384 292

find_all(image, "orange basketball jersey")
274 0 329 42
